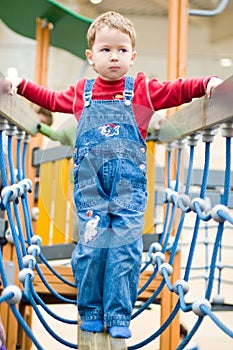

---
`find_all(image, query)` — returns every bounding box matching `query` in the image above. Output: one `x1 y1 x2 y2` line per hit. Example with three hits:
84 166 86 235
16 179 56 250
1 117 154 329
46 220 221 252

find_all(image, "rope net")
0 115 233 348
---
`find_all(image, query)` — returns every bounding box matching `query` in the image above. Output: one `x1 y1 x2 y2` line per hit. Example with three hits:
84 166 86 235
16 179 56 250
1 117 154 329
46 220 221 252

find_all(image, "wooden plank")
79 331 127 350
33 265 161 303
0 73 39 135
138 270 162 301
158 75 233 143
33 265 76 296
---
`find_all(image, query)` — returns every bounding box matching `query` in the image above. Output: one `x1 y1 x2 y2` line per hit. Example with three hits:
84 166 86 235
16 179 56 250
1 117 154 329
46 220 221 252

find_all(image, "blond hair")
87 11 136 50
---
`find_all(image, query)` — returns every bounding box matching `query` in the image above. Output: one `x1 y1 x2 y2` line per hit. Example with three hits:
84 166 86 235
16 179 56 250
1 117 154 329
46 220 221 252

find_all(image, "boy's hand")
8 77 23 95
206 77 223 98
0 77 13 95
147 112 164 139
153 112 164 131
2 77 23 95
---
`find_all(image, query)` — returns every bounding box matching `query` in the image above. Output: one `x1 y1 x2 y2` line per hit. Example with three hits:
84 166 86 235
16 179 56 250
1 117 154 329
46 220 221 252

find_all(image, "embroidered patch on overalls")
99 124 120 137
84 215 100 243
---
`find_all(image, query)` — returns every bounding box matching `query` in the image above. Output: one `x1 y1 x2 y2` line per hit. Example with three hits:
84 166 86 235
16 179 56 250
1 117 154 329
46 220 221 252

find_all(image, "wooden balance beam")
12 262 162 350
32 264 162 350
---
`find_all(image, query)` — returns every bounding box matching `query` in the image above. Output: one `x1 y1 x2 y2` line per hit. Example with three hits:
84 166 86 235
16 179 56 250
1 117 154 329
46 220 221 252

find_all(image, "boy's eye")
120 48 127 53
101 48 110 52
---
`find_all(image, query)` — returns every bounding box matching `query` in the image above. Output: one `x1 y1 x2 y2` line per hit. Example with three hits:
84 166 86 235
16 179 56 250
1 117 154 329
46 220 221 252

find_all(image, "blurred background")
1 1 233 349
1 0 233 88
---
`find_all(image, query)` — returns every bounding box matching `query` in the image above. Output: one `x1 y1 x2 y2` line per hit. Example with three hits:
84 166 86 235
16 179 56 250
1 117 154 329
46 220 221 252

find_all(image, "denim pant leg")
71 243 107 321
103 211 144 327
71 209 111 322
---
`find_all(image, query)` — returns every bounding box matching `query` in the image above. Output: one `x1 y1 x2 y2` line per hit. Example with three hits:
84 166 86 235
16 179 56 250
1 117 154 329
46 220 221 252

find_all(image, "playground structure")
0 0 233 349
0 70 233 350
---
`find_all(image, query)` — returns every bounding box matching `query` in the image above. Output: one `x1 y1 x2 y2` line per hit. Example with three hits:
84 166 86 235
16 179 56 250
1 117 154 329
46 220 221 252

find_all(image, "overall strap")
83 77 134 107
83 79 95 107
124 76 134 106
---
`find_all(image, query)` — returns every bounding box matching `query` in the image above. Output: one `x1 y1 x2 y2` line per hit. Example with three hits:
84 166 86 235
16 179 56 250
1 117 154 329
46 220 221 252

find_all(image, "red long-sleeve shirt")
18 72 211 139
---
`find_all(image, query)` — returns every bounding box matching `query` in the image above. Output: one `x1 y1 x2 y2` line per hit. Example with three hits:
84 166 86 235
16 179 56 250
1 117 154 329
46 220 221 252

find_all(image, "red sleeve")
17 79 76 114
147 75 212 111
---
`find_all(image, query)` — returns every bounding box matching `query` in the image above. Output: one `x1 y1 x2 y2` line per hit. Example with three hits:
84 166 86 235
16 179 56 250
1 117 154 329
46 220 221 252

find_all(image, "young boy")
7 11 222 339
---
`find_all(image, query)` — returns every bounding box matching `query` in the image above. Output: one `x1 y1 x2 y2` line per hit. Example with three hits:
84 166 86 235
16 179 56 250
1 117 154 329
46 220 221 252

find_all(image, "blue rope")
177 141 212 348
167 149 171 188
200 304 233 337
205 136 231 300
140 257 152 273
176 318 203 350
16 138 23 181
168 145 195 265
132 280 165 319
174 148 182 192
0 131 8 188
0 248 9 287
0 291 14 303
179 135 233 349
34 264 77 304
22 139 28 178
7 134 16 185
185 145 195 195
129 302 180 349
10 304 43 350
38 253 76 288
184 142 211 281
159 150 172 244
137 265 158 295
176 284 192 312
5 202 24 270
161 147 183 252
15 137 34 243
31 287 77 324
26 289 77 348
7 136 28 256
200 142 210 199
222 137 231 206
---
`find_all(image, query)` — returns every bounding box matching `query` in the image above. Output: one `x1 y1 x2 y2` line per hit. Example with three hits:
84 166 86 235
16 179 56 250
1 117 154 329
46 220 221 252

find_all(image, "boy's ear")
85 49 94 65
130 51 137 66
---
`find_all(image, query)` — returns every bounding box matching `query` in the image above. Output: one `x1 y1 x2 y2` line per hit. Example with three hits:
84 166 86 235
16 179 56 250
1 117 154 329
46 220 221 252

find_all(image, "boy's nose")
110 52 118 61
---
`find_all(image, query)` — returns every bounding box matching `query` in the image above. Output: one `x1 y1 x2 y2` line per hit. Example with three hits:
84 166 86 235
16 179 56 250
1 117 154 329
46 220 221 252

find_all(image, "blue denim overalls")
71 76 148 327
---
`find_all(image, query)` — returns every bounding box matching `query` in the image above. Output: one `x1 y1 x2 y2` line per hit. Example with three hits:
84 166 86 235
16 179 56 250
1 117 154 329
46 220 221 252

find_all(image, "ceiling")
56 0 233 51
58 0 231 18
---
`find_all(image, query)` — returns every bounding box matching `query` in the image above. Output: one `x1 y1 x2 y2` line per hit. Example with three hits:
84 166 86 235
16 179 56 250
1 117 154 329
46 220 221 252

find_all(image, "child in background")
180 324 199 350
37 107 76 148
6 11 222 339
0 316 7 350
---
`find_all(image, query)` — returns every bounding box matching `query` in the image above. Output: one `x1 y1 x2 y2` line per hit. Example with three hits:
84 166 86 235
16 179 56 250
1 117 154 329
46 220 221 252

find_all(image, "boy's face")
86 27 137 81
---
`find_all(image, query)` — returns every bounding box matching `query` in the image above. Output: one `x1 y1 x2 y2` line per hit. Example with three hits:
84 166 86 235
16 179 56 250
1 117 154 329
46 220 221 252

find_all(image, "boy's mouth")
109 66 119 71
